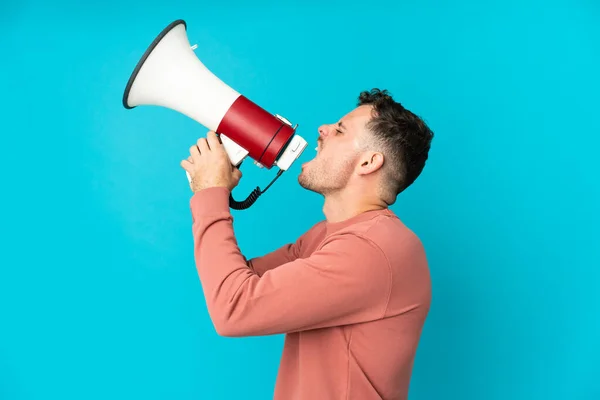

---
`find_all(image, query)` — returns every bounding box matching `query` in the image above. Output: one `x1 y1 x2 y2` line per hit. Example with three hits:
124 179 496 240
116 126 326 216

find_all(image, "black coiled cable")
229 169 284 210
229 187 261 210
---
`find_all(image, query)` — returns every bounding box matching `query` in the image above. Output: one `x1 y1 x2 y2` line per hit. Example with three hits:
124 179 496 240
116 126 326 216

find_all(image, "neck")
322 187 388 224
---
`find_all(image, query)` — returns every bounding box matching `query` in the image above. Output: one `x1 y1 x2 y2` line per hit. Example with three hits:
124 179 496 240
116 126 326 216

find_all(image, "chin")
297 172 310 187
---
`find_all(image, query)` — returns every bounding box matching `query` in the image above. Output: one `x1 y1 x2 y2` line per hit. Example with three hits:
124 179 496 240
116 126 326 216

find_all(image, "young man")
181 88 434 399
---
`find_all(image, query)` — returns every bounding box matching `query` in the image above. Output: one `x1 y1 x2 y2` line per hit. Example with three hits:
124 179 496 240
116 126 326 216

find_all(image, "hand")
180 131 243 193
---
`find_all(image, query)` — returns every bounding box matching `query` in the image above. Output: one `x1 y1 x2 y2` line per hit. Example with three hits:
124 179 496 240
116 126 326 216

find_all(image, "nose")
318 124 332 139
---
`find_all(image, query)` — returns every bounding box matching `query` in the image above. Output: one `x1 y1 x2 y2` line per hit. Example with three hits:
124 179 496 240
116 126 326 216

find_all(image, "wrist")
190 186 232 216
191 180 231 193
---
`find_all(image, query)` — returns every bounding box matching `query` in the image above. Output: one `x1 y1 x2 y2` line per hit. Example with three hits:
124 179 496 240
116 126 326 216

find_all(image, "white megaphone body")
122 19 308 209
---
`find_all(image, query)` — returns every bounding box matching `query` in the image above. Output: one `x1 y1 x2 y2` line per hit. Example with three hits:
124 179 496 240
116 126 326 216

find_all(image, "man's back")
249 208 432 399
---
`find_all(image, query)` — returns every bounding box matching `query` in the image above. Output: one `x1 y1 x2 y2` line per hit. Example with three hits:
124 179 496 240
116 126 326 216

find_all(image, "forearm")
247 243 295 276
190 187 257 335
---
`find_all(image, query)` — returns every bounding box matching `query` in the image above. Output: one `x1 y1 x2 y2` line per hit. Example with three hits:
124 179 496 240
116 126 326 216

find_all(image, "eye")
335 129 343 135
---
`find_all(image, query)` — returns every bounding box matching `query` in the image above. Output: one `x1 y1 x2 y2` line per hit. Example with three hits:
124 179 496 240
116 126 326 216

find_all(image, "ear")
357 152 385 175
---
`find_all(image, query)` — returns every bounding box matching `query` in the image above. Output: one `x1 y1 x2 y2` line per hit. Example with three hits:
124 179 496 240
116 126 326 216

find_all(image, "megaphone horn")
122 19 308 210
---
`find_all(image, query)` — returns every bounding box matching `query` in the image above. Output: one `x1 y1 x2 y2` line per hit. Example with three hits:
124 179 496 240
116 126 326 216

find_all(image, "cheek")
318 157 347 176
336 152 359 172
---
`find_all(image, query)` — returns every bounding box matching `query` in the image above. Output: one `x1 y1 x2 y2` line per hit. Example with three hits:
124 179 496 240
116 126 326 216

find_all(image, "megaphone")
122 19 308 210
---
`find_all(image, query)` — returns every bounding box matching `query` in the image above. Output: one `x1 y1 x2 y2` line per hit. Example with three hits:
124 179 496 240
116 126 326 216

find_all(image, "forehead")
339 105 373 136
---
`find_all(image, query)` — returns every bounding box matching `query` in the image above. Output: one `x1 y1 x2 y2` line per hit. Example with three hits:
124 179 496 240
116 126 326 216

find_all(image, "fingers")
189 144 201 163
232 168 242 181
180 159 193 172
197 137 210 153
189 132 223 166
207 131 225 153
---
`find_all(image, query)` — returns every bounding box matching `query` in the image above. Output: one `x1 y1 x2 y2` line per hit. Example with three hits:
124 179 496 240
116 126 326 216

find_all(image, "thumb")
233 167 242 180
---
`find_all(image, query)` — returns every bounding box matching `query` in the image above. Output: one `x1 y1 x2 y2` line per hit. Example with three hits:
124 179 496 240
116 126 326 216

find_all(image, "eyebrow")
338 121 346 131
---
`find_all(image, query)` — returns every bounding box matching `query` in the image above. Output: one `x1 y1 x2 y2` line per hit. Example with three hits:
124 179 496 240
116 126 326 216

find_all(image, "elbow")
208 306 236 336
207 303 249 337
206 287 260 337
212 316 247 338
213 316 273 337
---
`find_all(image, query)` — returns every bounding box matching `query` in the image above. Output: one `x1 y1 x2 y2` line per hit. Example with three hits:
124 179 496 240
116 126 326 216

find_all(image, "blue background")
1 0 599 399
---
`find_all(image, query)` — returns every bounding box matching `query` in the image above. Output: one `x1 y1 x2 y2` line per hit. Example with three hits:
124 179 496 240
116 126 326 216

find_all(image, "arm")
246 224 318 276
246 244 297 276
189 187 391 337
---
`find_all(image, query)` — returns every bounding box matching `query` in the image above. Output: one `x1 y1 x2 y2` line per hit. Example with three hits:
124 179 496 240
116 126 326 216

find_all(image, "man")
180 88 434 399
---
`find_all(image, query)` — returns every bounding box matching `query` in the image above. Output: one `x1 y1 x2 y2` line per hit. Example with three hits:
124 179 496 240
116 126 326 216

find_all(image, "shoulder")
288 220 328 257
320 212 431 316
335 211 422 244
296 220 327 243
331 212 427 267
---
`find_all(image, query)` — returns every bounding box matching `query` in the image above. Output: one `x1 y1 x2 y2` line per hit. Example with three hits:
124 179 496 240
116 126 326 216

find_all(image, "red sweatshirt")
190 187 431 400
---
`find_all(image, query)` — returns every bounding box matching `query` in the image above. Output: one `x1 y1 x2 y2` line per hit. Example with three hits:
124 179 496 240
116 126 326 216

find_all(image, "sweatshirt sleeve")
246 221 320 276
246 242 301 277
189 187 392 337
